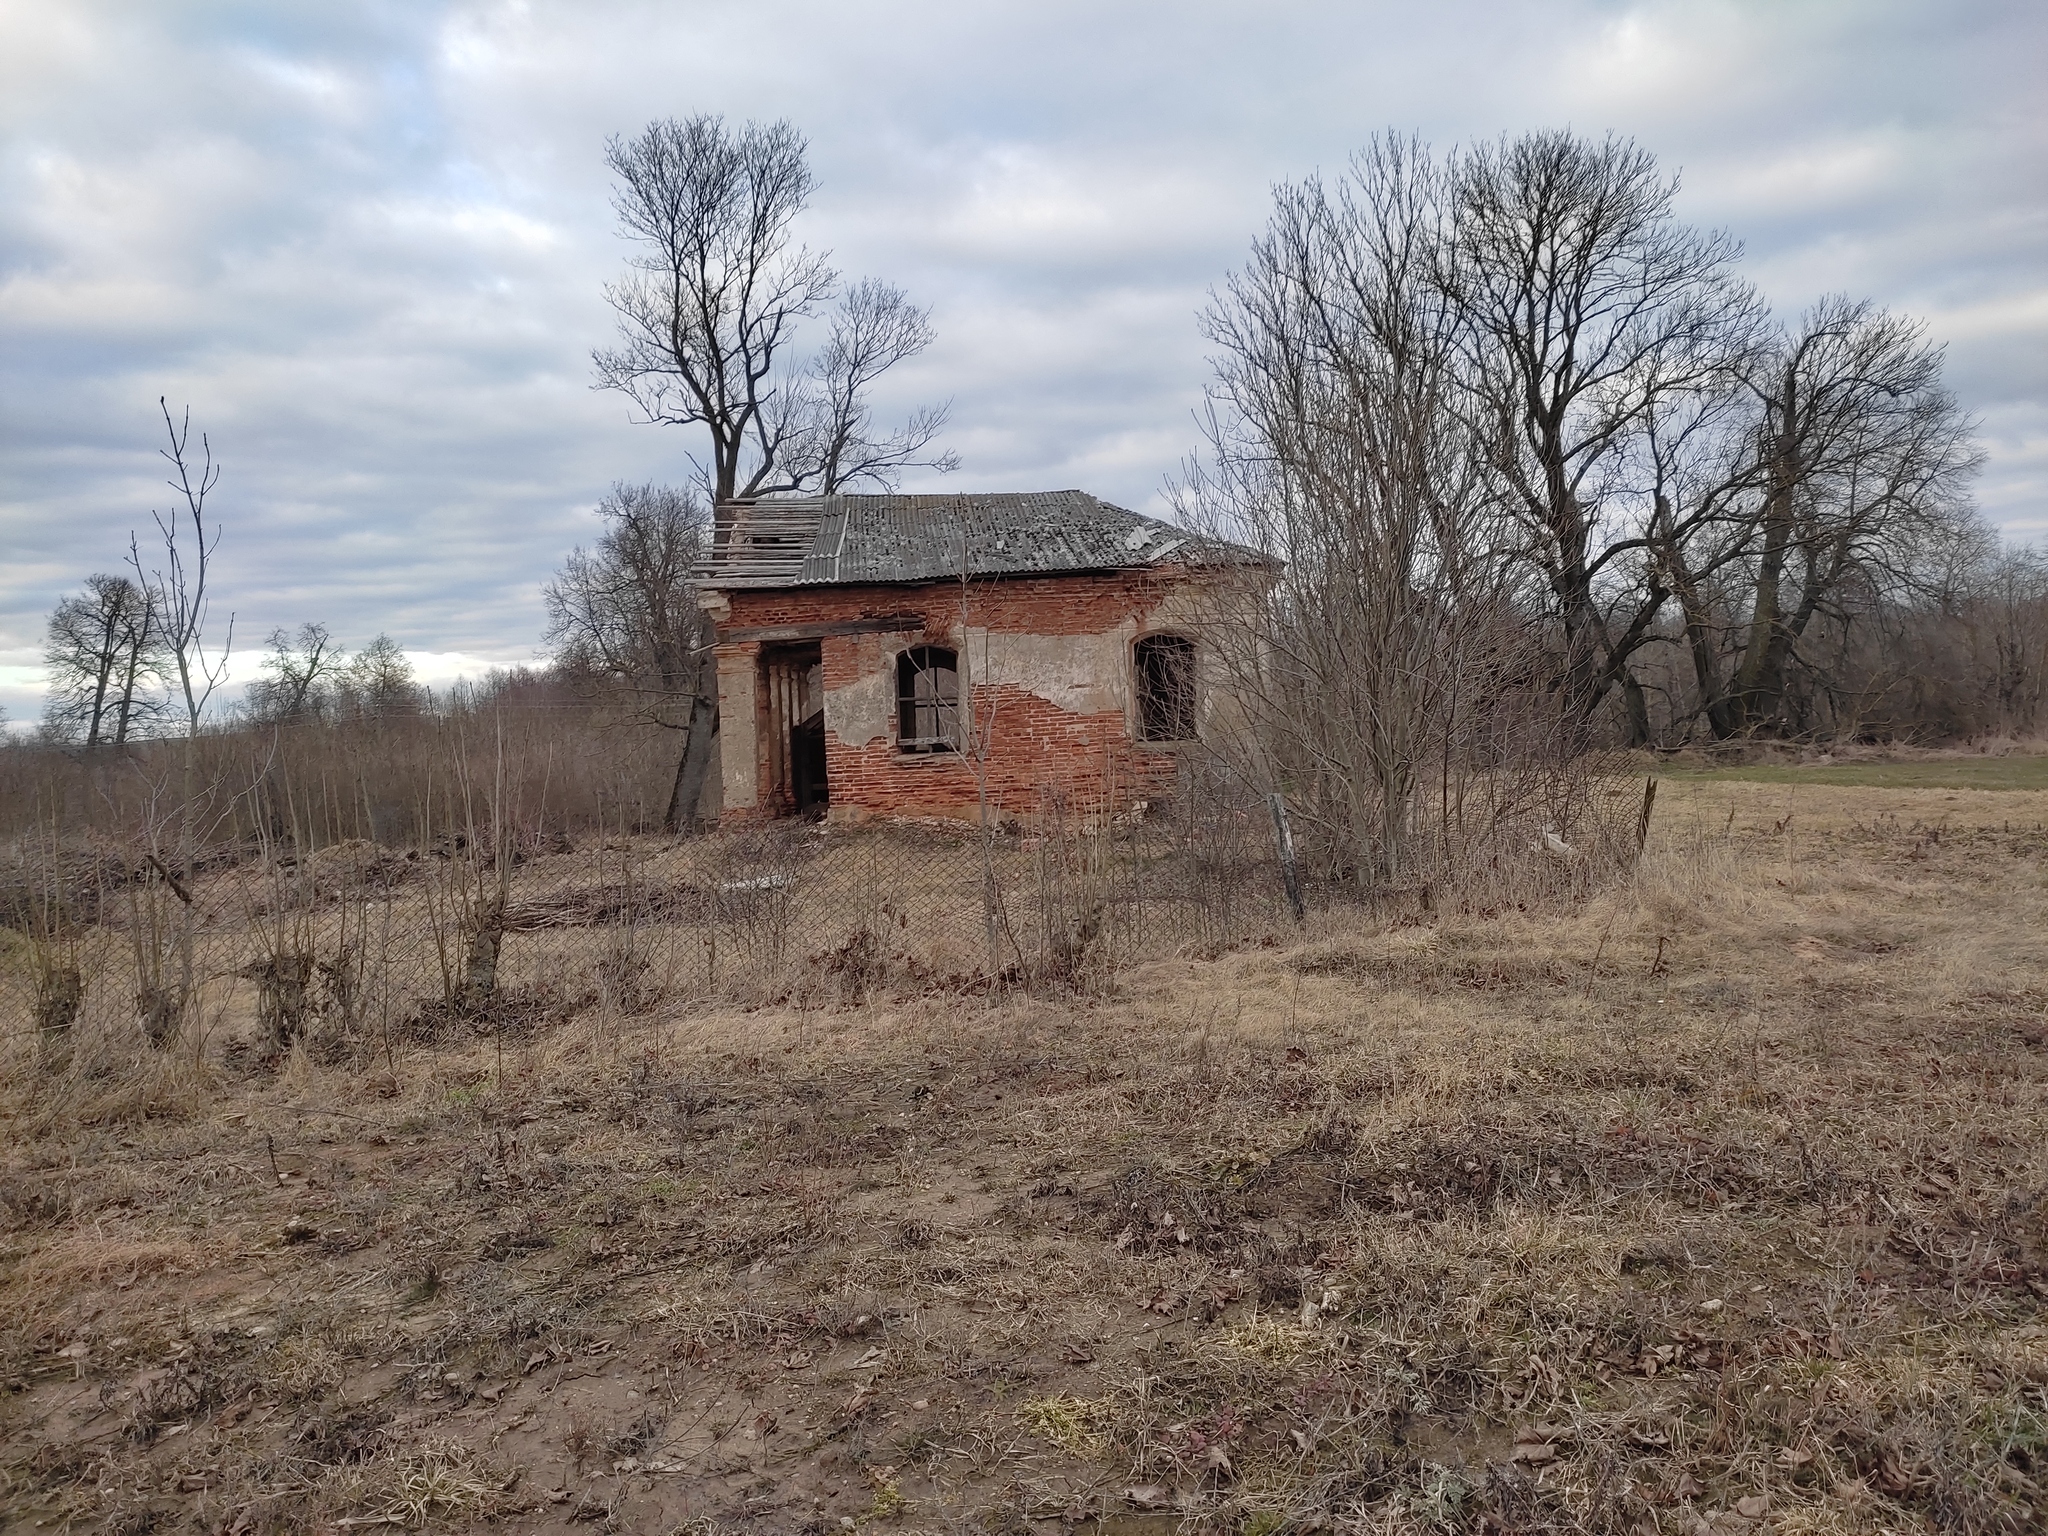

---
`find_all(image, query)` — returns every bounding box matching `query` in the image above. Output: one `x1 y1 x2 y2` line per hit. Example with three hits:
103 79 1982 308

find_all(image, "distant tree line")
39 604 427 746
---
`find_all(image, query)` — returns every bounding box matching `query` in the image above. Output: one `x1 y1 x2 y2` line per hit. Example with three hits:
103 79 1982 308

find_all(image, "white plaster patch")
964 626 1129 717
716 652 759 809
824 633 898 748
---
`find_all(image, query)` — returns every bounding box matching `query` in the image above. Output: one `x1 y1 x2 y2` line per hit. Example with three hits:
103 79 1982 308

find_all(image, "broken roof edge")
697 489 1273 591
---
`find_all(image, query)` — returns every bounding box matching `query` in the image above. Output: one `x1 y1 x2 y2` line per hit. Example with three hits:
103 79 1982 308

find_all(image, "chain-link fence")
3 751 1647 1084
1 797 1320 1074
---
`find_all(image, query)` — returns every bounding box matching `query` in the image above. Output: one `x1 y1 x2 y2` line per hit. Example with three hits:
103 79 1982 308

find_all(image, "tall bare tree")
545 483 718 831
1438 131 1761 727
128 398 233 740
42 573 165 747
1713 297 1982 734
121 398 233 1051
592 115 954 506
1181 136 1514 882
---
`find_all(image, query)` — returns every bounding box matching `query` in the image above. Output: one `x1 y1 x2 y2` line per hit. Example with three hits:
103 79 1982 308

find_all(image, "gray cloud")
4 0 2043 726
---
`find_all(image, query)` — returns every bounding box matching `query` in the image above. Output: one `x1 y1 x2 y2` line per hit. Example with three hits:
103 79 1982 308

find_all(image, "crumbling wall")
709 570 1225 825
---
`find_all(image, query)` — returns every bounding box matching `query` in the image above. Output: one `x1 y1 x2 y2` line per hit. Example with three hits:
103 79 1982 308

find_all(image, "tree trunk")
1377 758 1414 882
1727 376 1801 735
1620 670 1653 746
1559 596 1610 741
86 653 112 748
663 645 721 833
1668 564 1732 738
113 636 146 745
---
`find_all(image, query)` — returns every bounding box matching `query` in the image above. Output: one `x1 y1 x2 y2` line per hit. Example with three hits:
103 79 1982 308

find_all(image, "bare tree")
545 483 718 831
1609 359 1774 743
592 115 954 505
1713 297 1982 734
1439 131 1761 727
42 573 165 747
1180 136 1514 883
1976 546 2048 733
119 399 233 1051
339 635 423 720
128 399 233 741
248 623 347 724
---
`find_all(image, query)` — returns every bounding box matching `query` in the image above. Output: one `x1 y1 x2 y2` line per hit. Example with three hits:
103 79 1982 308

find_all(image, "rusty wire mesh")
0 797 1312 1075
2 750 1643 1083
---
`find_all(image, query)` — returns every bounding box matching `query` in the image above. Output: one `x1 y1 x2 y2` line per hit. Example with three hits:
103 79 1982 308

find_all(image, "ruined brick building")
694 491 1262 825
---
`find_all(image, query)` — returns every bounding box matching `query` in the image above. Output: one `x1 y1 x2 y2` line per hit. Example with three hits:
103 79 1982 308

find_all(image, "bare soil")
4 777 2046 1534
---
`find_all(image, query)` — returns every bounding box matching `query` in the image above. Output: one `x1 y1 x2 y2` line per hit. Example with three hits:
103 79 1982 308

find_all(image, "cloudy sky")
3 0 2043 728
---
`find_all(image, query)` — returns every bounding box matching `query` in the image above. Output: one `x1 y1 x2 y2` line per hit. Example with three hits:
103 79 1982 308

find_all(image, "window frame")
896 644 961 754
1133 632 1199 743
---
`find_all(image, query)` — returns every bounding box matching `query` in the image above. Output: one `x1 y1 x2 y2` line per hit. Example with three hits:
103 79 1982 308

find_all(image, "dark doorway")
761 642 828 815
790 714 828 812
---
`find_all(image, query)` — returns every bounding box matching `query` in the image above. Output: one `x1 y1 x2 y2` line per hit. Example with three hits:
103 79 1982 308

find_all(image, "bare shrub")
704 825 812 984
33 962 84 1041
244 950 315 1051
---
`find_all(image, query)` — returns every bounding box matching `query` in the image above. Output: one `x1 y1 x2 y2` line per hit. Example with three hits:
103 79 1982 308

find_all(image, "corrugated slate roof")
699 490 1261 589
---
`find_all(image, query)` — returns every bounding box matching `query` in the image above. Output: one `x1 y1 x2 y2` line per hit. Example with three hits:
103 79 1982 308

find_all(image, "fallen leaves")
1297 1285 1344 1327
1510 1422 1574 1464
1870 1449 1924 1494
520 1345 570 1375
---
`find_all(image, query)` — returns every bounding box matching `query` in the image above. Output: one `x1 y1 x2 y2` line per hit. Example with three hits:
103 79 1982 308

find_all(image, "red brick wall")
716 571 1188 824
821 683 1179 823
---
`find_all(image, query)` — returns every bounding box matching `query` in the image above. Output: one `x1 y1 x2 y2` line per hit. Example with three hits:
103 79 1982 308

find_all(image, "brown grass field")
3 772 2046 1535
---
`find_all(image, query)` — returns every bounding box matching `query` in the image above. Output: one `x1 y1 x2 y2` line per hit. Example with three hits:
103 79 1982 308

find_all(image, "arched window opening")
1135 634 1198 742
897 646 959 752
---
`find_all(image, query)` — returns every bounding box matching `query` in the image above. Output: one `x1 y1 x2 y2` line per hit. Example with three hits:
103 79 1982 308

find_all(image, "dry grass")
3 776 2046 1534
